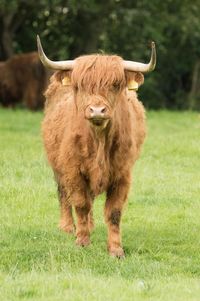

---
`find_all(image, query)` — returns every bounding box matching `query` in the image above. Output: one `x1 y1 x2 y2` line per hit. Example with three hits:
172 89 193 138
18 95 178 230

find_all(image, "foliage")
0 0 200 108
0 108 200 300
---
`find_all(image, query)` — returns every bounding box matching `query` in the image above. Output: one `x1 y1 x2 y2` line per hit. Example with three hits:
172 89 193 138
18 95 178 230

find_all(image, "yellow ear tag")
128 80 138 91
62 76 71 86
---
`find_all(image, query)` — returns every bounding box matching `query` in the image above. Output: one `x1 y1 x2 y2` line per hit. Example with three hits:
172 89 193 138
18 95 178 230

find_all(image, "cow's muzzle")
85 105 110 126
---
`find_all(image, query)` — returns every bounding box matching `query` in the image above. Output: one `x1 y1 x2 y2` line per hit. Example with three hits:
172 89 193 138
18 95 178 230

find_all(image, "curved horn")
123 41 156 73
37 35 74 70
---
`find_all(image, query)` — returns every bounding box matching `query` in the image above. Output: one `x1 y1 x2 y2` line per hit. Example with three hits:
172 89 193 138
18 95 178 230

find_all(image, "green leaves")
1 0 200 108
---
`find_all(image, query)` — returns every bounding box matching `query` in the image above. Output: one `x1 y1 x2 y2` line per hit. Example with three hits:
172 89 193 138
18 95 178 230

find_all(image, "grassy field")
0 108 200 300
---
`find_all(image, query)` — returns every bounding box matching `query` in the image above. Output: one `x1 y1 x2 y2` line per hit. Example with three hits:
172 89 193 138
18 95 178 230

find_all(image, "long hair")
71 54 126 94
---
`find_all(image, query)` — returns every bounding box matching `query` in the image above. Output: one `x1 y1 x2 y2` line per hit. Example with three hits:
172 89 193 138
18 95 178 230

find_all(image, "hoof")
59 223 75 235
109 247 125 259
76 236 90 247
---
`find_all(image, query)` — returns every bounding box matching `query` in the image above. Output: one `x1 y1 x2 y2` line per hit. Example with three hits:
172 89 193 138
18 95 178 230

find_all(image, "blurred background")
0 0 200 110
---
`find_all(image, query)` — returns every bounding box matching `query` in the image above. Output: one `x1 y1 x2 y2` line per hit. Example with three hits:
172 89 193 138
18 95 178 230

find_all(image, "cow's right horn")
37 35 74 70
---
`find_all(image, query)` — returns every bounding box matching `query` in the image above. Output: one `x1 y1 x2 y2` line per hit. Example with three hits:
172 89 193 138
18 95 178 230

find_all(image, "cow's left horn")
123 41 156 73
37 35 74 70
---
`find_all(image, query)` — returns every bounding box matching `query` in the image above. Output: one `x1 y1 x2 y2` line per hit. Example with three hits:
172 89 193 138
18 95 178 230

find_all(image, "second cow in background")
0 52 50 110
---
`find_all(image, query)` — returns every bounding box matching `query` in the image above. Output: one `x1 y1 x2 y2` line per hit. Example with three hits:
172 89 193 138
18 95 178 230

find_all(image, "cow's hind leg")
105 176 130 258
58 185 75 234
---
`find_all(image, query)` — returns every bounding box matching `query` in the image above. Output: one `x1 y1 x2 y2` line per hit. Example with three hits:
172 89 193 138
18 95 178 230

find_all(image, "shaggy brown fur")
42 54 146 257
0 52 50 110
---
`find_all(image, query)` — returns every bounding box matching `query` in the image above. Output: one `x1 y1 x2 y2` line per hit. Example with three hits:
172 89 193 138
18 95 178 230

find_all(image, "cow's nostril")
101 107 106 114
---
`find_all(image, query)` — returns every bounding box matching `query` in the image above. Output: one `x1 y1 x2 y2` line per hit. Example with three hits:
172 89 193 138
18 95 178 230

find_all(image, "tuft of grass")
0 108 200 300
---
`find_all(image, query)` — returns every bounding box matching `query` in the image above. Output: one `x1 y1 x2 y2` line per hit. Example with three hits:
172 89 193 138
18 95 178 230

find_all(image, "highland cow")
37 36 156 257
0 52 49 109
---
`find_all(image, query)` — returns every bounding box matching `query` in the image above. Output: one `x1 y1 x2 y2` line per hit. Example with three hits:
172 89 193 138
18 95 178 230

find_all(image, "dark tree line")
0 0 200 109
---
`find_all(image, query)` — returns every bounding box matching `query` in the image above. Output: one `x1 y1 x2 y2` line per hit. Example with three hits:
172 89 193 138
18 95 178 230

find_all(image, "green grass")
0 108 200 300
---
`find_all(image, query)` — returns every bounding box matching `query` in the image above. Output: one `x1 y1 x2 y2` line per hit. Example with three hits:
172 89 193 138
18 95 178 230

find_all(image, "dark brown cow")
0 52 50 110
38 36 156 257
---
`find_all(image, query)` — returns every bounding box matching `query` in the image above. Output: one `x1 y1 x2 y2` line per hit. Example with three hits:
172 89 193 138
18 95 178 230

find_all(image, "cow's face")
56 55 144 129
69 55 125 128
68 55 143 128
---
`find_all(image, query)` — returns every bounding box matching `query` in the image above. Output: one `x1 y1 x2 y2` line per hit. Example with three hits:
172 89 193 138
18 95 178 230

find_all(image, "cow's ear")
125 71 144 91
54 71 72 86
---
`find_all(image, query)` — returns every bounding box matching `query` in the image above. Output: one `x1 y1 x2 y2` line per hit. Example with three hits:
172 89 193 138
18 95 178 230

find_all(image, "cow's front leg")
105 177 130 258
75 202 91 246
72 190 92 247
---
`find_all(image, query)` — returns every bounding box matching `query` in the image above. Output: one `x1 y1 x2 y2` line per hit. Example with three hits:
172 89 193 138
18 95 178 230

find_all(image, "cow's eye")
112 82 120 92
